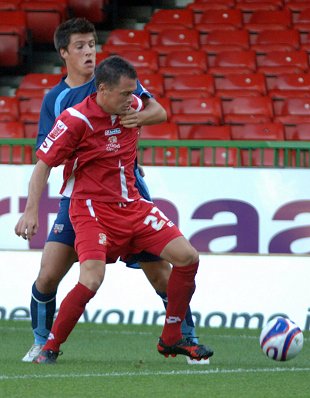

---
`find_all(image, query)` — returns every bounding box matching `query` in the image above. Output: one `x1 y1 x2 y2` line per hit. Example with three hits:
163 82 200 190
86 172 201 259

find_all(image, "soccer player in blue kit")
21 17 209 365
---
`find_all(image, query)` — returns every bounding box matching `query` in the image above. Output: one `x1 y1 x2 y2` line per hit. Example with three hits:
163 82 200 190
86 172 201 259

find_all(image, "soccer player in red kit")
15 55 214 364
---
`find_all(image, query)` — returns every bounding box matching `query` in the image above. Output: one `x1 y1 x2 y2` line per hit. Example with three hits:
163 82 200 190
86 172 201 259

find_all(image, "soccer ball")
259 317 304 361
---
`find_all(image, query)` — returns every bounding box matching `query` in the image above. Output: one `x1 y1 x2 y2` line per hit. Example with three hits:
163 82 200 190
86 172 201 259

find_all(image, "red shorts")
69 198 183 264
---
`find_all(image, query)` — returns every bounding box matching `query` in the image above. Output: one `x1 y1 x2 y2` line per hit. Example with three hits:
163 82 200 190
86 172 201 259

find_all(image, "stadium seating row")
11 70 310 102
103 27 310 56
0 0 108 67
2 93 310 139
145 7 310 31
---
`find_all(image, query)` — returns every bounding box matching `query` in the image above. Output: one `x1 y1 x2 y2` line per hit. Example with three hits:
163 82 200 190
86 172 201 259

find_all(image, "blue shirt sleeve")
36 95 57 150
134 79 153 99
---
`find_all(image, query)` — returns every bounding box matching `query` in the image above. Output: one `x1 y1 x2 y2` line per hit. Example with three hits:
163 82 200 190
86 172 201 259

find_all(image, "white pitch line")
1 367 310 381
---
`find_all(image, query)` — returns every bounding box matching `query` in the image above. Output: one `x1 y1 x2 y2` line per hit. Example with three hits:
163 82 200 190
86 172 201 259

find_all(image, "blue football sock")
156 290 198 343
31 282 57 345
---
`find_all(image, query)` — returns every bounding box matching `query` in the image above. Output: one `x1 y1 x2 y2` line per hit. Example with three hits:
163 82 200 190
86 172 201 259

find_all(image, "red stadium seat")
165 74 215 100
15 73 62 99
285 1 310 14
146 8 194 28
106 49 159 73
0 96 19 121
151 28 200 60
293 7 310 33
171 97 223 138
158 50 208 78
285 123 310 140
250 29 300 52
156 97 173 120
179 124 232 140
102 29 151 52
195 9 243 33
201 147 238 166
0 120 24 138
140 122 179 140
300 31 310 52
222 96 274 124
267 73 310 99
138 73 165 98
244 9 293 33
256 51 309 76
236 1 281 15
139 147 194 166
20 0 67 44
19 96 42 138
171 97 223 124
215 73 267 99
241 148 289 167
144 9 194 38
0 0 21 11
200 29 250 53
95 50 111 64
187 1 233 24
274 97 310 124
0 10 29 66
68 0 106 24
0 10 28 45
231 122 285 140
208 50 257 76
0 146 33 164
0 120 31 164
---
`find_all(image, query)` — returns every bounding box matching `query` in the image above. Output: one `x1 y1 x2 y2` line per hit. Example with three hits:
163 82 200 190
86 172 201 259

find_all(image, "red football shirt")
37 92 144 202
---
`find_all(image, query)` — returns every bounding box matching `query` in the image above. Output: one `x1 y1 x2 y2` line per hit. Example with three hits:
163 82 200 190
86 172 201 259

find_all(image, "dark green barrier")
1 138 310 167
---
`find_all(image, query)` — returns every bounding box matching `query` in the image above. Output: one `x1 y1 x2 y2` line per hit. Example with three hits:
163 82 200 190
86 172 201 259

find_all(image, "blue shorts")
47 169 161 267
47 197 75 247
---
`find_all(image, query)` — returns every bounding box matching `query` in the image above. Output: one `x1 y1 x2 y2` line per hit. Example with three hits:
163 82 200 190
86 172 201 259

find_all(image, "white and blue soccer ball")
259 317 304 361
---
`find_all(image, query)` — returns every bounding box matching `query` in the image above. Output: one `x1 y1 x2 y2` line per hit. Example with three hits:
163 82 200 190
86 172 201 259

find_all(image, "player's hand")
119 108 140 128
14 212 39 241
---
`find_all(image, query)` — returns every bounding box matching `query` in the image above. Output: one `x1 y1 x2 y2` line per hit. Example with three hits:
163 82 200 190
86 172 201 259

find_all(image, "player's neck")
65 71 94 88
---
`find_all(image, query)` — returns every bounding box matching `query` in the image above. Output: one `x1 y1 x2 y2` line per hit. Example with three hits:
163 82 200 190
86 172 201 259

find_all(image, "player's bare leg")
22 242 77 362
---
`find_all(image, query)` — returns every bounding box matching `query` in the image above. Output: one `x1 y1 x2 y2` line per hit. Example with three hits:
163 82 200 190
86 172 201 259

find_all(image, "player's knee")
36 273 60 293
174 248 199 267
80 260 105 292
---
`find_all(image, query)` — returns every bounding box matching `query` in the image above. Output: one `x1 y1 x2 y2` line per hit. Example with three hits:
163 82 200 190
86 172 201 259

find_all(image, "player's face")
61 33 96 77
99 76 137 115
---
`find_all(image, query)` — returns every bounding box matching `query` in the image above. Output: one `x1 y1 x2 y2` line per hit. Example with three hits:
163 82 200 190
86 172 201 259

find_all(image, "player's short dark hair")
54 17 97 55
95 56 138 89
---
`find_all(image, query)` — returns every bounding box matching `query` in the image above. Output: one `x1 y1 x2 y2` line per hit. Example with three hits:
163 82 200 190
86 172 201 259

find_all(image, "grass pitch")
0 320 309 398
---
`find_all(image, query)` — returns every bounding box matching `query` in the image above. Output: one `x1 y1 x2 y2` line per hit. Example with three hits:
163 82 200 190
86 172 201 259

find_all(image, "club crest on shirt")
48 120 68 141
98 233 107 245
53 223 64 234
106 135 120 152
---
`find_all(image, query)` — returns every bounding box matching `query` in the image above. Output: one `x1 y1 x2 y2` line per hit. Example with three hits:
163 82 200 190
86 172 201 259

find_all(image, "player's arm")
15 160 52 240
120 97 167 128
36 95 56 150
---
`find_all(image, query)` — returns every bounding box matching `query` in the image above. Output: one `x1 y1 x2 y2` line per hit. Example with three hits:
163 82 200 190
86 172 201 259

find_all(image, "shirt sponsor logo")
106 135 120 152
40 137 53 153
104 128 121 136
48 120 68 141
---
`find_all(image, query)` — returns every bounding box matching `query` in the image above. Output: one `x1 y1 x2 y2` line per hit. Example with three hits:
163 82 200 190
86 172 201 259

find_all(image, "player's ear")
98 83 108 95
59 48 66 59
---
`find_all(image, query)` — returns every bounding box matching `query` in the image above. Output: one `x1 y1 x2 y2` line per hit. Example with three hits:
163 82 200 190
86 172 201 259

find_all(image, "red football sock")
161 261 199 346
44 282 95 352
